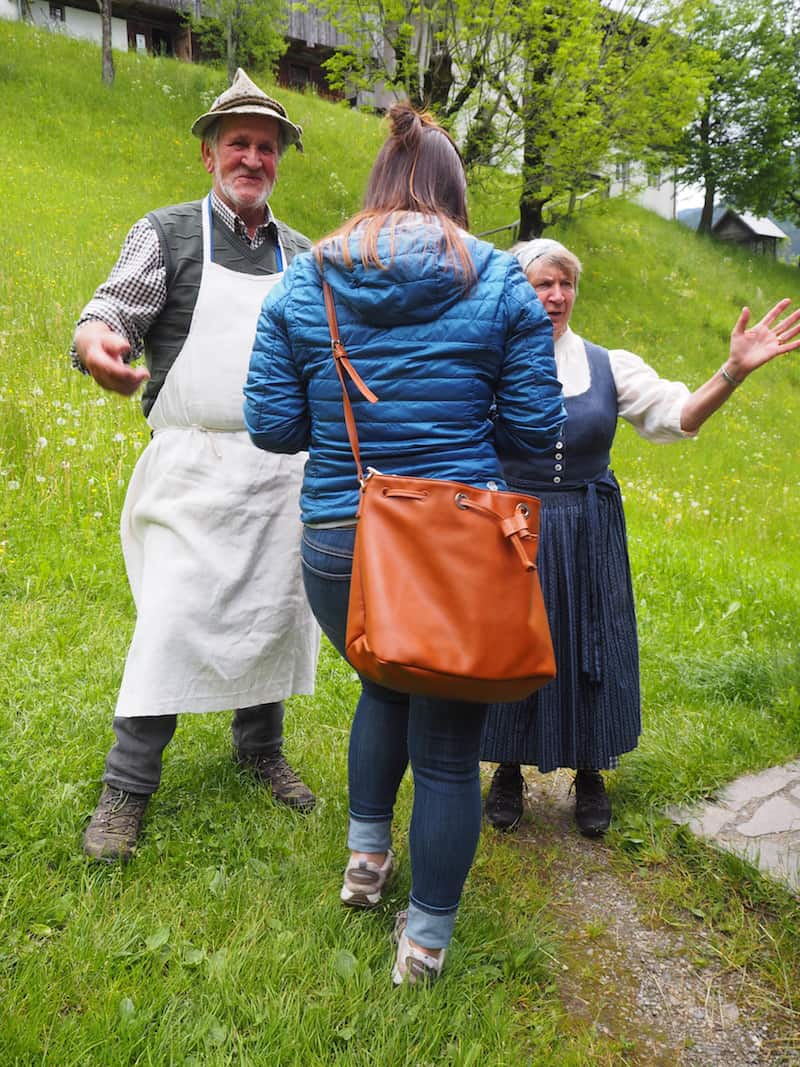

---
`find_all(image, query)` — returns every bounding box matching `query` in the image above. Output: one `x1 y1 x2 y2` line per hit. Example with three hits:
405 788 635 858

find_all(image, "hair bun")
386 102 424 150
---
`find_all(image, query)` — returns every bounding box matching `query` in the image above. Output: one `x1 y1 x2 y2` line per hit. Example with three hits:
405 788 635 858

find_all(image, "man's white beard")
215 160 274 214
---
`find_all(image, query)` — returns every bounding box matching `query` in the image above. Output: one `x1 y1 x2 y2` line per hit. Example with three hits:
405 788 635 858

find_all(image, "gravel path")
501 768 800 1066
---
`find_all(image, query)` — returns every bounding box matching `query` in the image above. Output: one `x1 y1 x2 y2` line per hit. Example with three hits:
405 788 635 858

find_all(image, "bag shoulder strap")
323 279 378 485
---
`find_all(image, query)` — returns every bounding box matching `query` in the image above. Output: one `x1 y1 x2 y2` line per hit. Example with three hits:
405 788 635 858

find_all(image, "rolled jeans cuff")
347 815 392 854
406 899 458 950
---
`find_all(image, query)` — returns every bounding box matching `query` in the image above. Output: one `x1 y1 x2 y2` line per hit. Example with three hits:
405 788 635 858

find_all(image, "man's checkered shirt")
71 192 279 368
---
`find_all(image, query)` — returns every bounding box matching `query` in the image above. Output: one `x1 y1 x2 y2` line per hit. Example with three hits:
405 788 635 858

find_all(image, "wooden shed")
711 210 788 258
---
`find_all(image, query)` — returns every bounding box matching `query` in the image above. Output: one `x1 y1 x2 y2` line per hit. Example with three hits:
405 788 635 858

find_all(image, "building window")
615 160 630 184
289 64 310 89
49 3 65 20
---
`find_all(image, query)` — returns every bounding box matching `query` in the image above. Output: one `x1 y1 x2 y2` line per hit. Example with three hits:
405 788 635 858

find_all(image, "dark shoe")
484 763 524 831
574 770 611 837
83 786 149 862
236 749 316 812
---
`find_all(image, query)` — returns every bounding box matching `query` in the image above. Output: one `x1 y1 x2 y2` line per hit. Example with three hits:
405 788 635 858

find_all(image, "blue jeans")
301 525 487 949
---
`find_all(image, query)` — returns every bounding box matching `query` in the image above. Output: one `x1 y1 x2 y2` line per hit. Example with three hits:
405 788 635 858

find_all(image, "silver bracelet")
719 364 742 388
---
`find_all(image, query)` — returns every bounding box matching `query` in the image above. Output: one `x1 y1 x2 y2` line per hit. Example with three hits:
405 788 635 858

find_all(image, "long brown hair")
318 102 475 286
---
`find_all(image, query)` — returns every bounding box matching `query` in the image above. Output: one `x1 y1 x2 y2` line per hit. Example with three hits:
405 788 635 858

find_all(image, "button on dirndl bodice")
501 341 621 683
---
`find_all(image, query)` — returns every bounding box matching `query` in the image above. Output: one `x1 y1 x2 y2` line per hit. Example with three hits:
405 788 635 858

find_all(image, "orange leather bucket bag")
324 280 556 703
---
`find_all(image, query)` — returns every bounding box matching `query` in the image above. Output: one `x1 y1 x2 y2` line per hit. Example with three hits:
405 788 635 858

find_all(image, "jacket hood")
319 214 496 327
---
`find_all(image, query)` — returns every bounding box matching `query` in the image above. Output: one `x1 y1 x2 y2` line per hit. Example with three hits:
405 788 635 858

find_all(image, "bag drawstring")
323 278 537 573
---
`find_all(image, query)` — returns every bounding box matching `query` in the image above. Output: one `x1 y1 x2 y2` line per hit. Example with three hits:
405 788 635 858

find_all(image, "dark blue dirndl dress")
482 340 641 772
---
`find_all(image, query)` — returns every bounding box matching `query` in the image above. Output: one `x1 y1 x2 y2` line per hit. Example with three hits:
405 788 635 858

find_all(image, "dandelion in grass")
113 433 125 443
35 475 45 484
36 437 47 450
56 417 66 426
65 437 76 447
7 480 20 490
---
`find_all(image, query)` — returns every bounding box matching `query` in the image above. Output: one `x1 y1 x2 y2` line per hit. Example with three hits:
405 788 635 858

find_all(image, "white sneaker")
391 910 445 985
340 849 396 909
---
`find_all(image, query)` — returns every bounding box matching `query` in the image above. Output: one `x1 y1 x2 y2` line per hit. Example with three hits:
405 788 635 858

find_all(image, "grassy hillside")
2 19 800 1064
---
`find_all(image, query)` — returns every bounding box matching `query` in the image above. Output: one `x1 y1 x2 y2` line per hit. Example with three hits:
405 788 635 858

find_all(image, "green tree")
309 0 710 237
193 0 287 83
311 0 456 110
479 0 710 238
674 0 799 234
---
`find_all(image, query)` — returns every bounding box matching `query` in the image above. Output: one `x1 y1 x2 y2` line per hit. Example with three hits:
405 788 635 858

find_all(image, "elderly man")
73 69 320 862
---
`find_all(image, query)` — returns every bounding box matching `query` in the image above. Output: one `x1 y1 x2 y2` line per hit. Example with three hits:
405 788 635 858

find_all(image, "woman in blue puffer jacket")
244 103 565 985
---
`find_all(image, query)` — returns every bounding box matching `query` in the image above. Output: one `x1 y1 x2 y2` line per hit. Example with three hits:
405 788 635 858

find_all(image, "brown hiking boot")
83 786 149 862
235 750 316 812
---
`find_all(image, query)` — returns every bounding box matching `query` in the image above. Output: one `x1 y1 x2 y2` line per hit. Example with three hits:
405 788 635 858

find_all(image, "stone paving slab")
667 760 800 896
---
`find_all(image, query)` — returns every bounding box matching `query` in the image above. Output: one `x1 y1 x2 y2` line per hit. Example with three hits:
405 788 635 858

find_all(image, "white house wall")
21 2 129 50
0 0 21 20
636 182 676 220
608 162 676 221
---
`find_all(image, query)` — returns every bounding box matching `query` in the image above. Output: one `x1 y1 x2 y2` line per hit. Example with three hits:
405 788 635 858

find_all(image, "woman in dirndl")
481 238 800 836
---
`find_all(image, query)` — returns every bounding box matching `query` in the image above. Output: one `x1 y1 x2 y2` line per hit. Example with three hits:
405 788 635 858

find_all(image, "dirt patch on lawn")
500 768 800 1066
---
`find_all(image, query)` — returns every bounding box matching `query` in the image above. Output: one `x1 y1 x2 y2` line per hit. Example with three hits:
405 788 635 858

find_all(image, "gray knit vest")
141 199 312 416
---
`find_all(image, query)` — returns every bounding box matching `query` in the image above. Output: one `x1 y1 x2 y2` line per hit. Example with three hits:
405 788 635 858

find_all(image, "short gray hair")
511 238 582 289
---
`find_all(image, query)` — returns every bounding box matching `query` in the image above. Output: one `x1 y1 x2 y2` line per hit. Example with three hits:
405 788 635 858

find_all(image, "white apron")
115 195 319 717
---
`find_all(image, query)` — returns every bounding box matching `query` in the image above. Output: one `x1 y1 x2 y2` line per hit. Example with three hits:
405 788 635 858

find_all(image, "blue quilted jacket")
244 215 565 524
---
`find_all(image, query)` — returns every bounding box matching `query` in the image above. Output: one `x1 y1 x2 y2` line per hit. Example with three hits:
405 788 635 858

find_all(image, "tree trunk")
696 104 715 234
518 194 548 240
516 22 558 239
226 9 238 84
100 0 114 85
422 47 453 113
697 180 717 234
518 92 549 239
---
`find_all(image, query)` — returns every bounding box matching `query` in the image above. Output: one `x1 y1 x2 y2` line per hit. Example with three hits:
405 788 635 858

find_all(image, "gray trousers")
103 702 284 795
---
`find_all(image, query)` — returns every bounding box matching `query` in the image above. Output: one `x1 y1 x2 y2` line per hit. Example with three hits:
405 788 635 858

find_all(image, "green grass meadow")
2 20 800 1064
